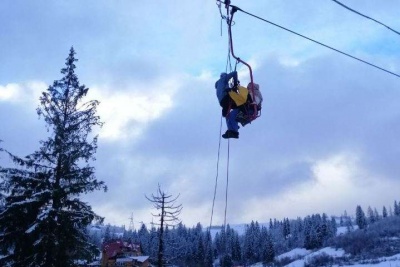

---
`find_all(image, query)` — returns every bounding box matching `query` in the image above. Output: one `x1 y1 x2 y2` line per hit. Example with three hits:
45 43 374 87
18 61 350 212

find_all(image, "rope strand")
224 139 230 230
209 116 224 230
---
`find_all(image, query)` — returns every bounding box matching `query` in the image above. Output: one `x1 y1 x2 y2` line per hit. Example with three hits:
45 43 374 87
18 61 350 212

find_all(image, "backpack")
228 86 248 106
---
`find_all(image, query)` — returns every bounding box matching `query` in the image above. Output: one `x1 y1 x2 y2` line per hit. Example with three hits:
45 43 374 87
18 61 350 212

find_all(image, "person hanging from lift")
235 82 263 127
215 70 250 139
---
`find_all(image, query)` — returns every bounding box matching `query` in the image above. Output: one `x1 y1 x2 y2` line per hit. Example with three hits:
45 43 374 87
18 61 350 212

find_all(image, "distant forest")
91 200 400 266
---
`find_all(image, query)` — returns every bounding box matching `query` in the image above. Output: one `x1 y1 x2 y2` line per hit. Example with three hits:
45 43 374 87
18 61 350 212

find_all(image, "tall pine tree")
383 206 388 218
0 47 106 267
355 205 367 230
394 201 400 216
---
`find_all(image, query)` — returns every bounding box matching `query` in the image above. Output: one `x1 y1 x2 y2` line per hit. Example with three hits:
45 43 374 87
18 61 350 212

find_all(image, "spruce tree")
104 224 112 243
395 201 400 216
282 218 290 239
330 216 337 238
373 208 379 222
367 206 376 224
204 231 214 267
243 221 260 264
345 215 354 233
263 232 275 264
0 47 106 267
231 232 241 263
195 235 205 266
355 205 367 230
383 206 388 218
137 224 150 255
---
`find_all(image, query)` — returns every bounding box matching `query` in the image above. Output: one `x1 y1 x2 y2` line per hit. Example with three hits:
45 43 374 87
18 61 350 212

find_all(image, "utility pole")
128 212 135 231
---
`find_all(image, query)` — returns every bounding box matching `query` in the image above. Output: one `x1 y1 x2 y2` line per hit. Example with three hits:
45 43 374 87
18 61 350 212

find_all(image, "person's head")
247 82 259 90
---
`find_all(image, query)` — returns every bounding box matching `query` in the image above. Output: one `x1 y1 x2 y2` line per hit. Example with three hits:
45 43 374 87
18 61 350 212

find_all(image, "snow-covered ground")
284 247 345 267
249 247 400 267
275 248 311 261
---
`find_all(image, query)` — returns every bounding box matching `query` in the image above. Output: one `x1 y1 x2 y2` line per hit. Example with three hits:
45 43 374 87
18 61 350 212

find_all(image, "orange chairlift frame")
226 3 260 121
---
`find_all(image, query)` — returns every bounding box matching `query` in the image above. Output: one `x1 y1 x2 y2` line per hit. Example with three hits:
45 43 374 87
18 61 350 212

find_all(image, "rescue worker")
215 71 240 139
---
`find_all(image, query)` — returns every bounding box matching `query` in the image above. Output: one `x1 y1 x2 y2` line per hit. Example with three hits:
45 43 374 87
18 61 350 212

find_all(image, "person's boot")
222 130 239 139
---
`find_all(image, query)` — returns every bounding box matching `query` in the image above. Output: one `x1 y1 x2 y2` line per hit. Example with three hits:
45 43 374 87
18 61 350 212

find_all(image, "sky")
1 0 400 229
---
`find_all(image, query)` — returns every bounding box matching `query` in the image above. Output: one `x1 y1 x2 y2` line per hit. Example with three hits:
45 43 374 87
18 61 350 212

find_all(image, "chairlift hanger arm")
227 5 254 86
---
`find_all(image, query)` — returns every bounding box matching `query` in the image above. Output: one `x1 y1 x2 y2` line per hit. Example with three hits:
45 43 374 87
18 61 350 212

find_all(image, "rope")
217 2 224 36
208 115 231 235
209 116 224 230
217 0 400 79
331 0 400 36
224 139 230 230
226 44 233 73
211 0 232 241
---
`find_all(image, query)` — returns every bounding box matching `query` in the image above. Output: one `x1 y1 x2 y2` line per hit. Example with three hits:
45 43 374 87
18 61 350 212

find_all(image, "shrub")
304 252 334 267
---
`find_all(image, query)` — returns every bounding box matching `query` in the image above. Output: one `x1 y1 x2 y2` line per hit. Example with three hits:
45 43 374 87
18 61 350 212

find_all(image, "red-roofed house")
101 240 150 267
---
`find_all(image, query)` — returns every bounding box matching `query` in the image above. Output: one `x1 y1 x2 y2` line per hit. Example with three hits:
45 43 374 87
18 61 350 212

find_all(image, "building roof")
132 256 149 263
116 258 133 263
102 240 141 258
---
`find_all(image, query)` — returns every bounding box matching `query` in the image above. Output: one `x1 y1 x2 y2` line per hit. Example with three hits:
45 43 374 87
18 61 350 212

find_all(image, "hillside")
249 216 400 267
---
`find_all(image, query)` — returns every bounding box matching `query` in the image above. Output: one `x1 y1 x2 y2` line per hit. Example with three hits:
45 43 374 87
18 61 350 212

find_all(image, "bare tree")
146 184 182 267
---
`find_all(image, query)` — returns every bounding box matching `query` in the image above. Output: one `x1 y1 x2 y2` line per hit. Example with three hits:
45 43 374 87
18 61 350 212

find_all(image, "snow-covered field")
249 247 400 267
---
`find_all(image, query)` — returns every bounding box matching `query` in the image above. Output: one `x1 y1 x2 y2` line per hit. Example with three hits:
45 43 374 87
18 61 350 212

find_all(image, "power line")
217 1 400 79
331 0 400 37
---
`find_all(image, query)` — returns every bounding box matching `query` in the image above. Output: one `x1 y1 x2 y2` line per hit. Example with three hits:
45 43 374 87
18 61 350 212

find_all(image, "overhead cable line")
217 1 400 79
331 0 400 37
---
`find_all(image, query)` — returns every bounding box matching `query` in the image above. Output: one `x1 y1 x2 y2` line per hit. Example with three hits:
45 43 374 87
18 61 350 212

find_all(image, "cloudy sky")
1 0 400 228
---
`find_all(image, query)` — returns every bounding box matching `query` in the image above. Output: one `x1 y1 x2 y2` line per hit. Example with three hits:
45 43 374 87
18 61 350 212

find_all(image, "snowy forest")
1 48 400 267
88 202 400 266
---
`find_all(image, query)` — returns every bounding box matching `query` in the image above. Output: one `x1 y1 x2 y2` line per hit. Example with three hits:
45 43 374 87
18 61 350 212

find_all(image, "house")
101 240 150 267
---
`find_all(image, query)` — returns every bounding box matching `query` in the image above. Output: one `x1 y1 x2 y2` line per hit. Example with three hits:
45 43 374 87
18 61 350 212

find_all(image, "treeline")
95 214 336 266
352 201 400 230
95 200 400 266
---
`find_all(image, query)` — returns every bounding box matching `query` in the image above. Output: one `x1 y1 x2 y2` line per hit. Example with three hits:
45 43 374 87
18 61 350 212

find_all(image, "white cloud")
0 81 45 104
88 77 182 141
0 83 19 101
239 152 400 222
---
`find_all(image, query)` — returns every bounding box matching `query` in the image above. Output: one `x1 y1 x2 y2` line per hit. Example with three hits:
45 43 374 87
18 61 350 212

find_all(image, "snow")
25 223 38 234
337 226 348 235
337 225 360 235
132 256 149 262
276 248 311 260
343 259 400 267
253 247 400 267
306 247 346 259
